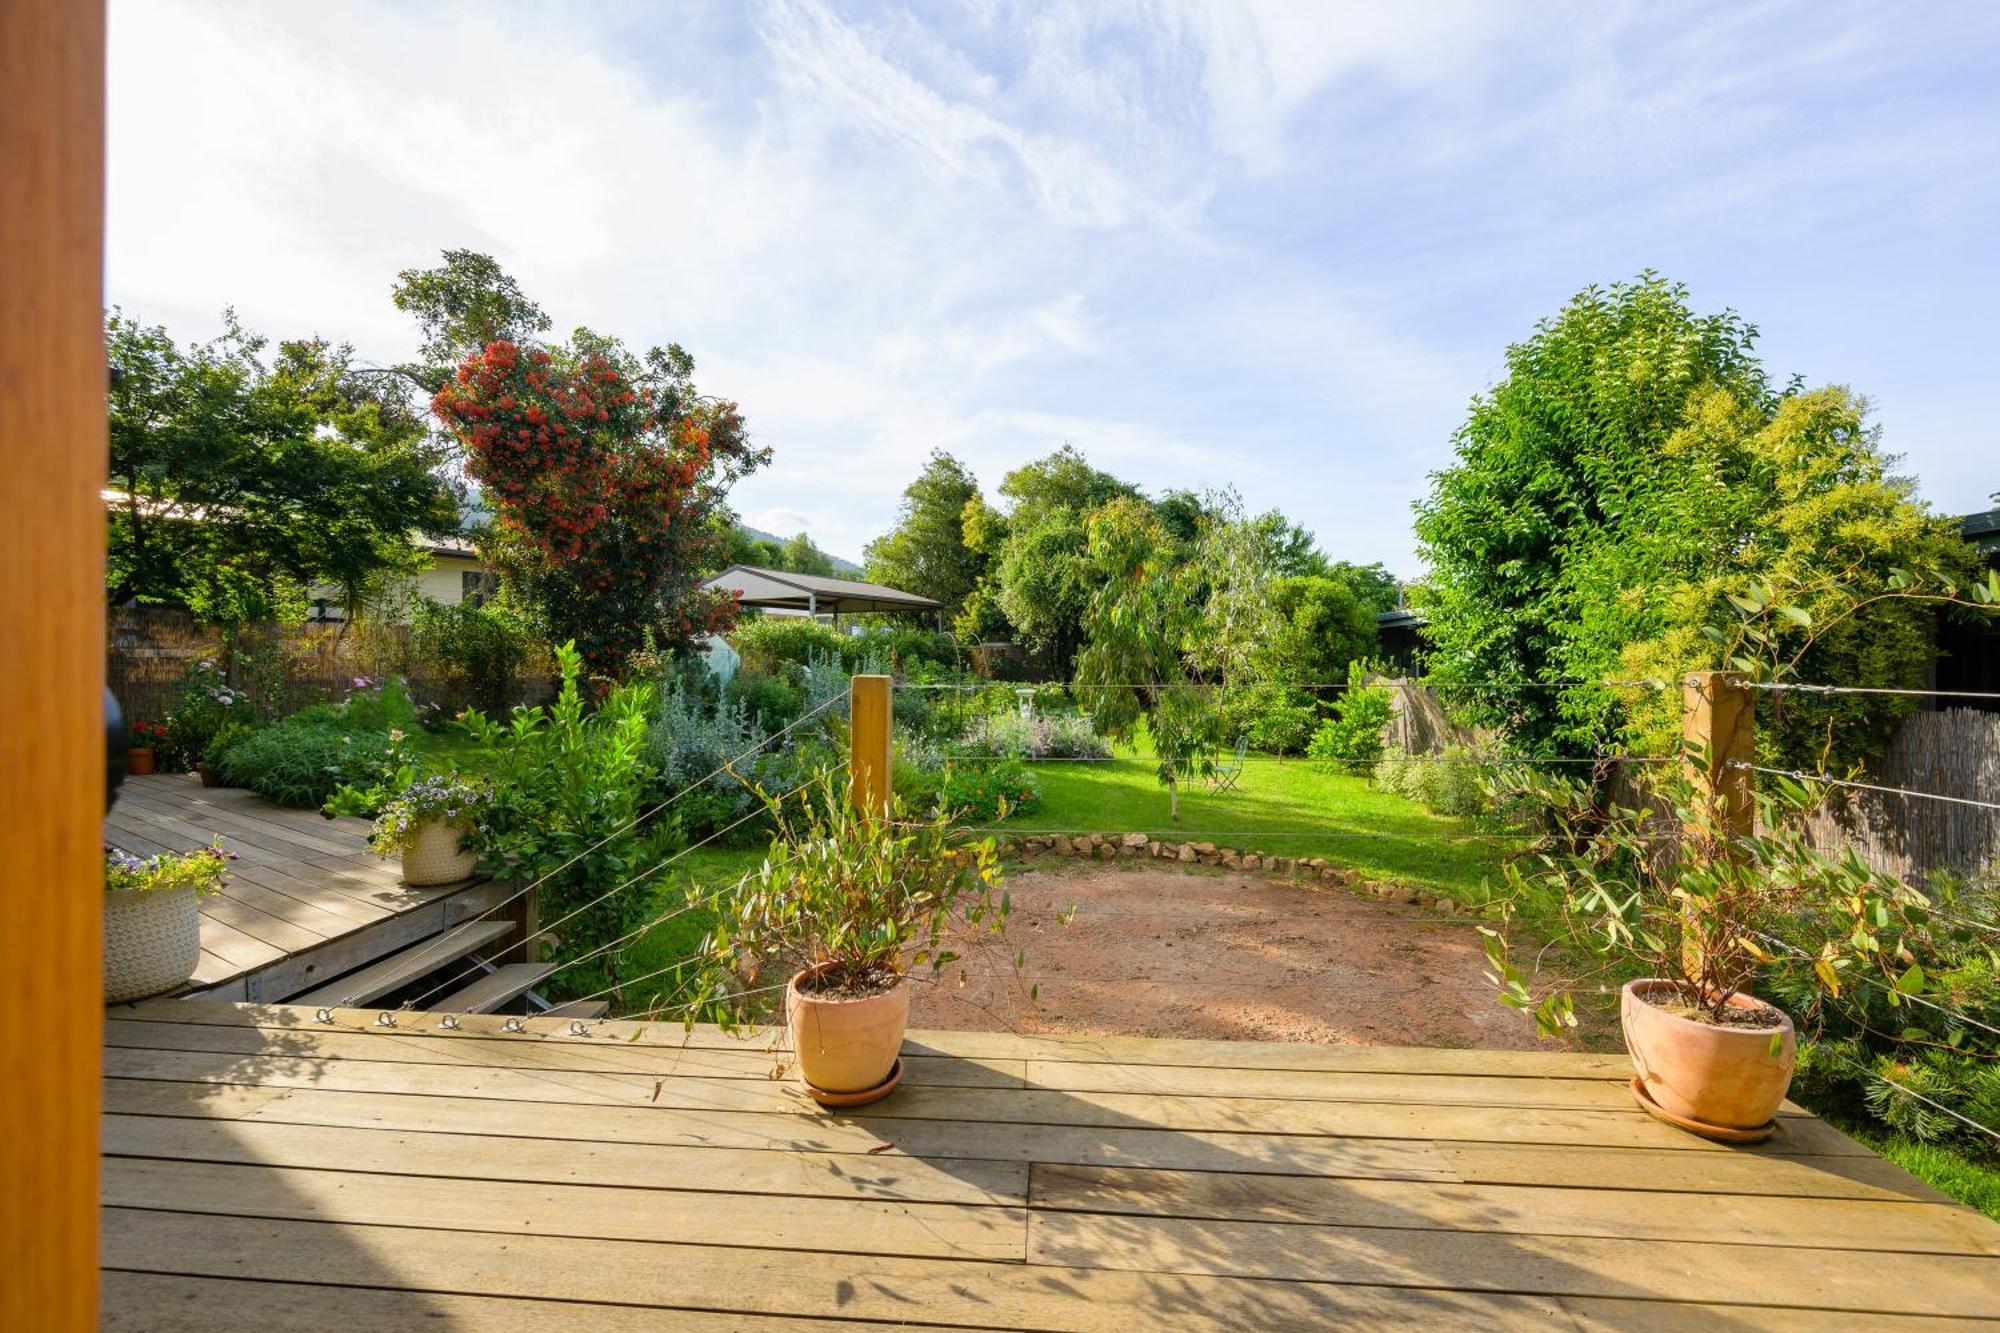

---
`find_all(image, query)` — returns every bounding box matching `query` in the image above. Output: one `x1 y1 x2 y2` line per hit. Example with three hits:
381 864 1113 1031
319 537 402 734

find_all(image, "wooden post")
1 1 107 1327
1681 671 1753 982
1681 670 1755 845
849 674 893 819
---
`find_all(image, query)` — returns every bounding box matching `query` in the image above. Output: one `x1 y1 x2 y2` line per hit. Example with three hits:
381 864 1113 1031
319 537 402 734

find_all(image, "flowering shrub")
956 710 1108 761
128 719 168 749
161 658 248 770
368 776 493 857
431 339 768 676
104 841 234 896
937 760 1040 822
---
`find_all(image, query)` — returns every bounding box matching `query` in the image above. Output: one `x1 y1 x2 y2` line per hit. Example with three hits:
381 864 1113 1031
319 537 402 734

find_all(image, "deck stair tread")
434 962 560 1015
291 920 516 1008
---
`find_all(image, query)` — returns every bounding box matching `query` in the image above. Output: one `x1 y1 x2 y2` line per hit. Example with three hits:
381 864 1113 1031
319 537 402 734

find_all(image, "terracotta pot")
786 965 910 1094
197 765 221 788
1622 978 1796 1131
400 820 478 886
126 747 156 776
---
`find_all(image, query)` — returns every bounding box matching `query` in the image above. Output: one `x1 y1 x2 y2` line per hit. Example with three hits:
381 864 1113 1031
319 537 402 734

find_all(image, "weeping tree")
1073 497 1219 820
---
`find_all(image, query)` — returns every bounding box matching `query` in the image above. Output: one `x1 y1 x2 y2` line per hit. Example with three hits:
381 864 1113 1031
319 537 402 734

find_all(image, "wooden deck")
101 1001 2000 1329
104 775 507 1001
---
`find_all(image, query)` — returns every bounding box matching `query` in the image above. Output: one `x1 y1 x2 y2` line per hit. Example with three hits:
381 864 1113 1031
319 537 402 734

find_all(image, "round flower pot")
786 964 910 1101
400 820 478 886
1621 978 1796 1134
126 747 156 776
104 885 201 1003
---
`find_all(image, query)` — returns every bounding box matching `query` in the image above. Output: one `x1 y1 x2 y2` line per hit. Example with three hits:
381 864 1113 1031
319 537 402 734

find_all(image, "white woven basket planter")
401 820 478 886
104 885 201 1003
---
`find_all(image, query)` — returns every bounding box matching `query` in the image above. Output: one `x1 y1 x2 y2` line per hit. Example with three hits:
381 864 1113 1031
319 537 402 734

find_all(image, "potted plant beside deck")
1481 762 1934 1141
686 774 1021 1107
104 841 233 1002
125 719 164 775
369 775 492 886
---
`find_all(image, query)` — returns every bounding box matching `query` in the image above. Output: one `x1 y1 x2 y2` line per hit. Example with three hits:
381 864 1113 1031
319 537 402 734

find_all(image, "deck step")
291 919 516 1008
543 1000 608 1020
433 962 559 1014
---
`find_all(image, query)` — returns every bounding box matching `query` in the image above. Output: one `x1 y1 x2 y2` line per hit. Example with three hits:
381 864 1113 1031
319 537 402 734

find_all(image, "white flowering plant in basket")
367 775 494 857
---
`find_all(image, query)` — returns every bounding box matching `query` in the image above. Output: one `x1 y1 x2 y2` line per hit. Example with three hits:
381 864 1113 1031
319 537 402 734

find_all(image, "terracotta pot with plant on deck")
126 720 163 776
786 963 912 1099
679 768 1040 1111
1621 979 1796 1135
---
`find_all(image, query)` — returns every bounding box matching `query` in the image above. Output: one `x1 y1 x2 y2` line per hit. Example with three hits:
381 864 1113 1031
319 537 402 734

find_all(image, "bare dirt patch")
910 860 1589 1051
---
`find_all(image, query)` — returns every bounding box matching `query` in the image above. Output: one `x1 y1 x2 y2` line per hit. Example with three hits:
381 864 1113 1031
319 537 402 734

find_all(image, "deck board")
99 1002 2000 1328
103 775 489 999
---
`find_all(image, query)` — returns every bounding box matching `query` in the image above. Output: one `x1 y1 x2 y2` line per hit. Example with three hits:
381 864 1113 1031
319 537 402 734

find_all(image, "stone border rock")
994 831 1493 918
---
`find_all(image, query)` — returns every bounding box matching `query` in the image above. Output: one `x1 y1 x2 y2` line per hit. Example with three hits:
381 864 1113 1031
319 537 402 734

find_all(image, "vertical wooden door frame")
0 1 107 1327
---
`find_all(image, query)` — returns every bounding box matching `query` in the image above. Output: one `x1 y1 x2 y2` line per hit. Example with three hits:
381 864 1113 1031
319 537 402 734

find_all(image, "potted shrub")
104 841 232 1002
198 720 255 788
1482 762 1932 1140
369 775 491 886
686 774 1022 1106
126 719 165 775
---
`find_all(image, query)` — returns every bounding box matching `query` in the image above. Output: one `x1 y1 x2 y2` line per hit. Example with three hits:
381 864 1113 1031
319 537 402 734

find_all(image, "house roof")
1962 507 2000 556
704 564 941 615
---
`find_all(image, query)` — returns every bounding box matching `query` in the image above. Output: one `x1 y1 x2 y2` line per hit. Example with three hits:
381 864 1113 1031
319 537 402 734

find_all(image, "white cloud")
105 1 2000 574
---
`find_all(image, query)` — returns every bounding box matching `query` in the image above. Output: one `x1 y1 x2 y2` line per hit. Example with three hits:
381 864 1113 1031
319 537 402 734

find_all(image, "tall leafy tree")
864 450 986 619
1415 273 1973 767
1075 497 1218 820
392 249 551 389
432 333 767 677
986 445 1139 672
1414 273 1774 756
106 310 455 623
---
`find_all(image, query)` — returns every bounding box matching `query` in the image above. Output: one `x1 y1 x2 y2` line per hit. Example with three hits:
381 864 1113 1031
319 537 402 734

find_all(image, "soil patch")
911 861 1597 1051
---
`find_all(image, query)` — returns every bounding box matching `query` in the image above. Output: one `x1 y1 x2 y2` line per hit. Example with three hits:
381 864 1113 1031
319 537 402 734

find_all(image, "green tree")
1325 560 1401 615
391 249 551 388
1263 575 1377 687
1414 273 1971 769
1074 498 1218 819
864 450 987 620
777 531 837 576
106 310 456 623
994 509 1095 670
984 445 1139 672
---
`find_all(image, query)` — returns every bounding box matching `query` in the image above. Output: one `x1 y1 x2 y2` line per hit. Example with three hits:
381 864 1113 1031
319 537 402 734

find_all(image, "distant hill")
737 524 861 573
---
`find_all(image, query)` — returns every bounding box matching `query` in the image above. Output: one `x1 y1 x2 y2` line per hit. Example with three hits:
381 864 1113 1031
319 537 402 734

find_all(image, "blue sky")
108 1 2000 573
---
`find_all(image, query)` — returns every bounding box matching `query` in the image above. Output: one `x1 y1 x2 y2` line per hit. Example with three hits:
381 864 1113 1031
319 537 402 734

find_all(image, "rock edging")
994 831 1489 917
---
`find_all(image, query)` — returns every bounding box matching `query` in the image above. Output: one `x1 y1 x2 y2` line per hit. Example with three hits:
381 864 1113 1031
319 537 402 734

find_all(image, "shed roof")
705 564 941 615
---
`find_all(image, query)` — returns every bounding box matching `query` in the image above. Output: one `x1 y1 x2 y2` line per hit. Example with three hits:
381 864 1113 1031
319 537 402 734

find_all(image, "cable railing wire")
1730 760 2000 814
335 690 846 1009
397 781 807 1014
1743 681 2000 703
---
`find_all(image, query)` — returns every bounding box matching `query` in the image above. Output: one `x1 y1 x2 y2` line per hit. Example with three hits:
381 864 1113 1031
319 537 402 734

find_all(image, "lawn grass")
601 845 762 1013
1833 1118 2000 1221
974 739 1519 904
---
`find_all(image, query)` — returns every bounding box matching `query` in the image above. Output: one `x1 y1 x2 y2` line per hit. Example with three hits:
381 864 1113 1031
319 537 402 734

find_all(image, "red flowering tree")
432 338 767 677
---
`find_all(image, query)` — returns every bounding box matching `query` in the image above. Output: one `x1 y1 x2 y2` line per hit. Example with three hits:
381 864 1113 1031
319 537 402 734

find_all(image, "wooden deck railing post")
1681 670 1754 979
1 1 107 1326
849 675 893 819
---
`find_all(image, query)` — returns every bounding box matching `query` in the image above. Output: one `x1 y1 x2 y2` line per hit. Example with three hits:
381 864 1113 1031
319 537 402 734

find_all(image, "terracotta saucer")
1629 1075 1777 1144
804 1058 904 1108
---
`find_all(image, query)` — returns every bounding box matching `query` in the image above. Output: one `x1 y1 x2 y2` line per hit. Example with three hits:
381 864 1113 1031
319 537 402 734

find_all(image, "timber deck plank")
99 1002 2000 1328
103 775 487 1000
